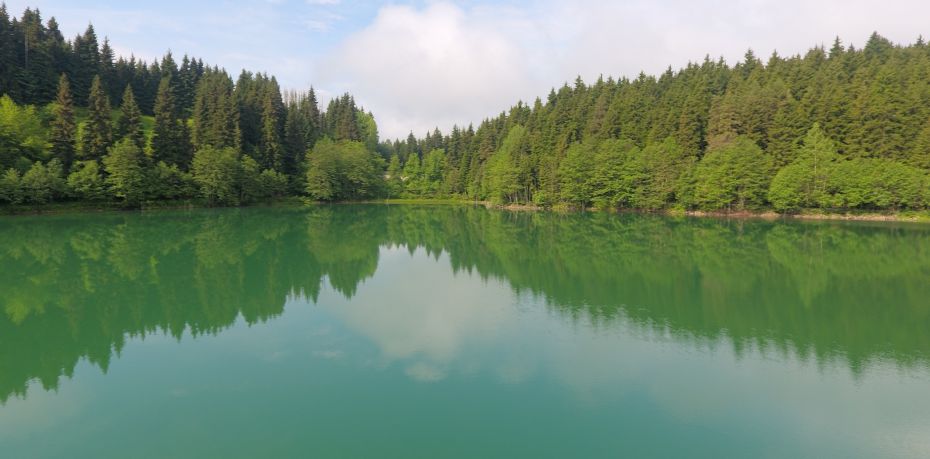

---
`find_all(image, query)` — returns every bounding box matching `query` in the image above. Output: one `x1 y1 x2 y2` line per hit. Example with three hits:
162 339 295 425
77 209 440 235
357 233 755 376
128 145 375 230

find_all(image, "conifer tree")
82 75 112 161
152 76 191 168
73 24 100 104
49 73 76 170
282 95 312 178
99 37 116 101
117 84 144 149
192 70 239 151
260 91 282 170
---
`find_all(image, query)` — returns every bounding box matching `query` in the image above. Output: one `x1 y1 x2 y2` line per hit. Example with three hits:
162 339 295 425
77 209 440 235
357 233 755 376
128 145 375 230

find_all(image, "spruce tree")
302 88 322 148
260 92 282 170
117 84 144 149
282 100 305 177
152 76 191 168
99 37 116 101
82 75 112 162
49 73 76 170
192 71 239 151
73 24 100 104
0 5 14 98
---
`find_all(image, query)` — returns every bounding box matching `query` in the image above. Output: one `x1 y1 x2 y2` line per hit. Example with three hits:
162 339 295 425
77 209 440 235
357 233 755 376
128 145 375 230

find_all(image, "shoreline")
3 197 929 223
0 197 308 217
485 202 930 223
370 199 930 223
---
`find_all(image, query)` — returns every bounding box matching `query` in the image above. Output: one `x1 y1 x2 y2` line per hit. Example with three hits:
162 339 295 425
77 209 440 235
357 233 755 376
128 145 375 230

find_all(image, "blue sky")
7 0 930 138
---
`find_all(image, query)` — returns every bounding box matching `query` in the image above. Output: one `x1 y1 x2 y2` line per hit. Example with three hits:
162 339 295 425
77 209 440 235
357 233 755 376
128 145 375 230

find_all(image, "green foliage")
0 169 22 204
400 149 445 197
693 136 773 210
421 149 446 196
102 139 149 206
193 71 240 151
483 126 526 204
20 160 65 204
559 141 596 207
192 146 240 205
305 139 384 201
49 74 77 170
386 154 404 197
151 161 196 200
259 169 289 198
824 159 927 210
357 110 379 152
0 95 46 170
371 34 930 213
117 84 144 149
768 164 810 212
768 124 839 212
629 137 692 209
239 155 285 203
192 146 241 206
282 89 322 178
323 93 361 142
1 11 930 213
81 76 112 161
401 152 422 195
151 76 192 169
590 139 637 209
67 160 106 201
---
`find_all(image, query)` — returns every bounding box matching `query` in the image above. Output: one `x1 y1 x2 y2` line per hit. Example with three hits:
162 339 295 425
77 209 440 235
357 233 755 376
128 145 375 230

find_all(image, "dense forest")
0 5 381 207
3 205 930 401
1 5 930 212
384 34 930 212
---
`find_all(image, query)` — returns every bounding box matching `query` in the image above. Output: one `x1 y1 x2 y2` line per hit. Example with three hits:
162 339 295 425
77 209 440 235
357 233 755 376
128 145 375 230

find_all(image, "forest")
2 5 930 212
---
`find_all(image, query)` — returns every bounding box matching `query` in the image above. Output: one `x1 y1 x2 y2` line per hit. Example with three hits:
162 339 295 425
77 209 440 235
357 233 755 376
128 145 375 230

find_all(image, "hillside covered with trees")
384 33 930 212
0 5 382 208
1 4 930 213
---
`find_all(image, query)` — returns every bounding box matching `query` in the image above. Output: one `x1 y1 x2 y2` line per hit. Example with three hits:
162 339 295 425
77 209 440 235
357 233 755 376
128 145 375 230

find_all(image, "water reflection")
1 205 929 402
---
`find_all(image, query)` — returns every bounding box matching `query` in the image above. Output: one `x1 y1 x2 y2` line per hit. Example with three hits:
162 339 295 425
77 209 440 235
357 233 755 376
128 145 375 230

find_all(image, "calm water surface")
1 205 929 458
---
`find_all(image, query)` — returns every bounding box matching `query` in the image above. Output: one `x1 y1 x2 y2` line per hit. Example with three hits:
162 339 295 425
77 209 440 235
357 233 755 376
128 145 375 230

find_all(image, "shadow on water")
1 205 929 402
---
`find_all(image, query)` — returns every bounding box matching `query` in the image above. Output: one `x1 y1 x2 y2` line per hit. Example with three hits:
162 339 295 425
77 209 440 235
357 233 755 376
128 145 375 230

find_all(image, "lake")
1 205 929 458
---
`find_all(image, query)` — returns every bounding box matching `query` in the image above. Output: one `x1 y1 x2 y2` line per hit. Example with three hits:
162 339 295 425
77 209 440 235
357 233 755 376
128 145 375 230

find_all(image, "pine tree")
81 75 112 161
260 91 282 170
152 76 191 168
73 24 100 104
0 5 15 98
909 119 930 170
302 87 322 148
117 84 144 149
282 99 305 177
49 73 76 170
192 70 239 150
99 37 116 101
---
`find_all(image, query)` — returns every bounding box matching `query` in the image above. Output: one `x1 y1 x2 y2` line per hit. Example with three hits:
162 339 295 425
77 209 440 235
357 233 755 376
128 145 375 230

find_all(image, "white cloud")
319 0 930 139
319 2 542 138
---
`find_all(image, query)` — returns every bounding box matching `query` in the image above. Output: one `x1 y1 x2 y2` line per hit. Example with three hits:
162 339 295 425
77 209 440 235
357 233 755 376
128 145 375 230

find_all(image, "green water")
1 205 929 458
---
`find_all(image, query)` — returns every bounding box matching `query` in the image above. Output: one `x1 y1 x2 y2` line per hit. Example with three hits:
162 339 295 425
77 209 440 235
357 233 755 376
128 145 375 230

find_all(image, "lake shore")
3 197 930 223
0 197 308 216
477 200 930 223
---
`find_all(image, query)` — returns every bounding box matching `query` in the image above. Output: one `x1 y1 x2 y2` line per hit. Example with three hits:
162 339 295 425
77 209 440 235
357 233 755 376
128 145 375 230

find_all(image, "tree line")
382 33 930 212
3 4 930 212
0 5 382 207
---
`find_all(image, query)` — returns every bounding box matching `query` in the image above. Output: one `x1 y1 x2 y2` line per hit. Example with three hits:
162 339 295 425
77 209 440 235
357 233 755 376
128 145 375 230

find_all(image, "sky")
7 0 930 139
